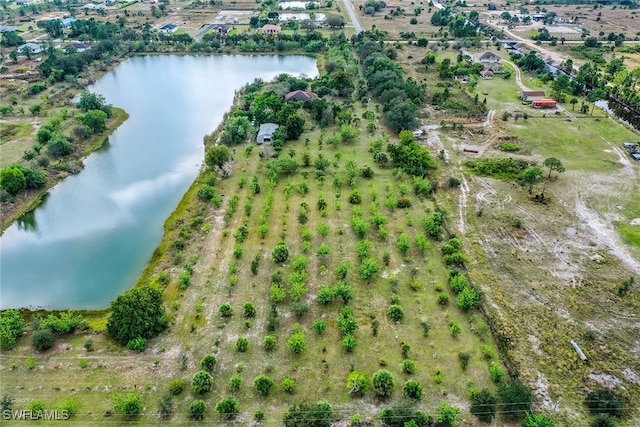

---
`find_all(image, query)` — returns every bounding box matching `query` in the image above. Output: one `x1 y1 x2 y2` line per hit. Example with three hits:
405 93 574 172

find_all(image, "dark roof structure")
284 90 318 102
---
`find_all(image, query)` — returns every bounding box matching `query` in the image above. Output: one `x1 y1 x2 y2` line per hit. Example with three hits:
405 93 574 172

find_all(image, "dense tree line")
354 32 426 133
431 7 477 37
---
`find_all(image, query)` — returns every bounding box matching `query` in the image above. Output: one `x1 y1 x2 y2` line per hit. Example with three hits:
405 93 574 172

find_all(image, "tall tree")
520 166 544 195
0 166 26 195
107 286 168 346
205 145 231 168
543 157 565 179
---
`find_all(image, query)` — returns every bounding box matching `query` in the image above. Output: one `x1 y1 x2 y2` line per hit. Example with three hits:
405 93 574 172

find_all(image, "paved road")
342 0 363 34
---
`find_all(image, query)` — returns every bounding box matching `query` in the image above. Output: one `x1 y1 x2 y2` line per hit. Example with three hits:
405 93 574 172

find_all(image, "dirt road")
503 59 528 92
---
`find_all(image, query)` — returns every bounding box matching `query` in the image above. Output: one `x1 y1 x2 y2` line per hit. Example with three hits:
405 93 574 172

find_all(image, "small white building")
18 42 43 54
159 24 178 33
257 123 278 144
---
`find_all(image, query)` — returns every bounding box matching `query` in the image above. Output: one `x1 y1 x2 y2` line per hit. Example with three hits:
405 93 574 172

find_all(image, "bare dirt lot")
436 107 640 423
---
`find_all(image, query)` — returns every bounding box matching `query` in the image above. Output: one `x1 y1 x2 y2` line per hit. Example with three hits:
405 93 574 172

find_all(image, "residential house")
521 90 546 102
66 42 91 52
480 70 493 79
284 90 318 102
0 25 17 33
257 123 278 144
473 51 502 73
262 24 281 37
210 24 232 36
160 24 178 34
61 18 77 28
18 42 43 54
83 3 105 9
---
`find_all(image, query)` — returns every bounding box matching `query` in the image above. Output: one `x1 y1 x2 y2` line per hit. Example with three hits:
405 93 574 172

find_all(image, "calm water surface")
0 55 317 309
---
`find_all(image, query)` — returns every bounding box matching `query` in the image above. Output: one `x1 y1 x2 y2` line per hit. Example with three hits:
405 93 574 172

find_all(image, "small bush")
490 362 504 383
228 374 242 392
458 352 471 370
500 143 520 152
158 394 174 420
318 286 335 305
113 393 142 420
272 242 290 263
449 322 461 337
215 397 239 419
32 328 54 352
263 335 276 351
236 337 249 353
254 375 274 396
286 328 307 354
243 302 256 318
372 369 395 398
59 397 79 416
420 321 431 336
436 402 460 426
168 379 186 395
346 370 369 397
192 371 213 394
438 294 450 305
402 359 416 374
348 190 362 204
200 355 217 372
198 185 216 201
189 399 207 420
24 356 35 370
404 380 423 400
397 197 412 208
456 287 480 311
281 377 297 394
291 302 310 318
342 335 356 352
219 303 234 318
449 273 468 294
387 305 404 322
312 319 327 335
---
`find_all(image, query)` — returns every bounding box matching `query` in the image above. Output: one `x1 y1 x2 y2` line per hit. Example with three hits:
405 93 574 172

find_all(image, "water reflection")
16 209 37 232
0 55 318 309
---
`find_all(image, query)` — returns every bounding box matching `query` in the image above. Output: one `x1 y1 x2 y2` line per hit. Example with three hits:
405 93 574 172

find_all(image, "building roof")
66 42 91 50
522 90 546 97
61 18 76 26
0 25 17 33
258 123 279 135
211 24 231 31
284 90 318 102
478 51 501 62
160 24 178 31
18 42 43 53
262 24 281 32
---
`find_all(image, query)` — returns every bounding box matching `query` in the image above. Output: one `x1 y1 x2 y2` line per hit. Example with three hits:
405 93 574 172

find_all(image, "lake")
0 54 318 310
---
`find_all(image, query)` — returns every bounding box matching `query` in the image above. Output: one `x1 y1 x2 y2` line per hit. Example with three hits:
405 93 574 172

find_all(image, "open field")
443 62 640 424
